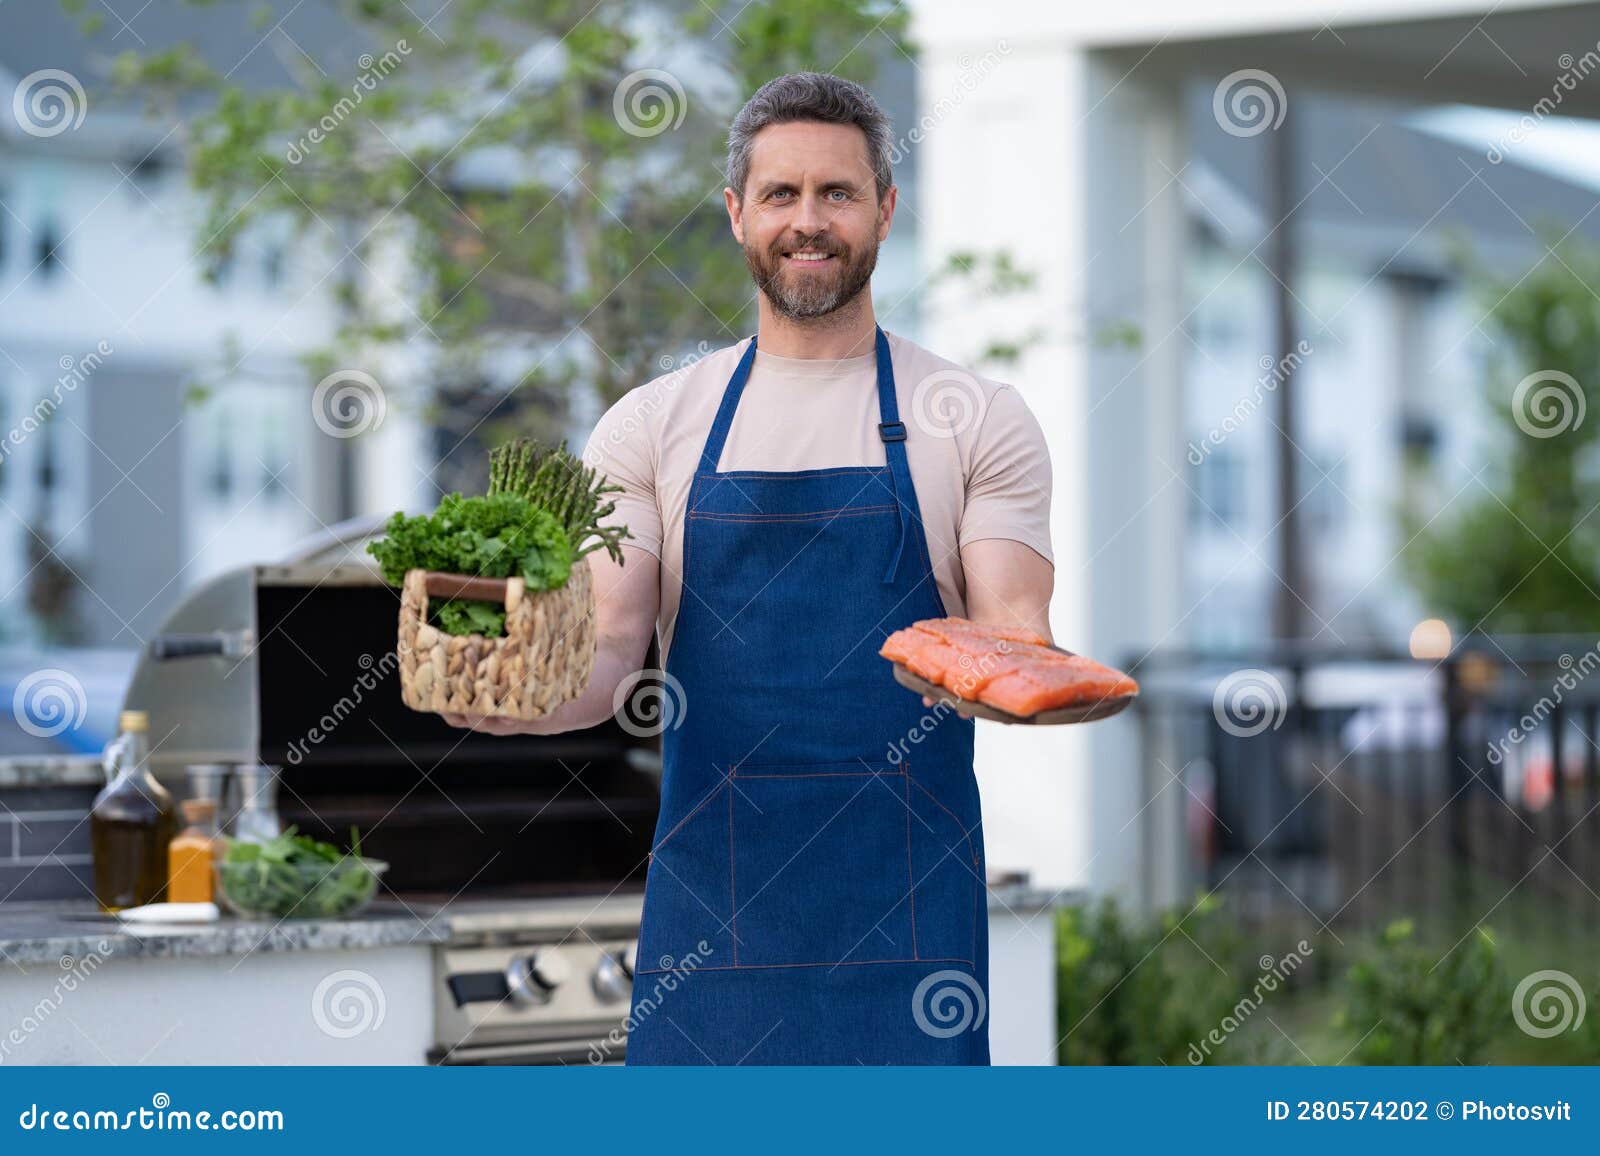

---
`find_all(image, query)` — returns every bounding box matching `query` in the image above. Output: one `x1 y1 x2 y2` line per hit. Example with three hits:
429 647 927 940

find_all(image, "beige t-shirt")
581 329 1053 661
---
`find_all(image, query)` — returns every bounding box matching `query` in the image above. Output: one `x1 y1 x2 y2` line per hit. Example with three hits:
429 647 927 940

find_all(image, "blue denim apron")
625 326 989 1065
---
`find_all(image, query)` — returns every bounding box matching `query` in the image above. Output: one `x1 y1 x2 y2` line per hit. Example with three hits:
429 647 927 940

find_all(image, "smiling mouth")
782 250 836 265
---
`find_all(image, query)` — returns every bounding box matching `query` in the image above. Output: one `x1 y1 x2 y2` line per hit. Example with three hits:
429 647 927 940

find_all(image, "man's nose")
789 190 828 234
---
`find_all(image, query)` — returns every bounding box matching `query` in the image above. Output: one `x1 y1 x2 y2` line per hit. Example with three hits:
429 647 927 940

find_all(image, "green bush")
1056 893 1288 1064
1334 919 1509 1064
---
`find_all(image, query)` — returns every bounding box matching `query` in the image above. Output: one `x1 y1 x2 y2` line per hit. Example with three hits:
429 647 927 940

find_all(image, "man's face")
727 121 894 320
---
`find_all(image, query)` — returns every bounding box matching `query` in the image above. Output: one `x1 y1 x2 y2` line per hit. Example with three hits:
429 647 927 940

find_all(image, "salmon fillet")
878 626 940 666
977 660 1138 716
881 616 1139 718
901 638 964 685
915 617 1050 649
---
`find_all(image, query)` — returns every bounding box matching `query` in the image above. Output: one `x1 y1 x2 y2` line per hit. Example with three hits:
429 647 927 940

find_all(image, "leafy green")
216 827 382 919
439 600 505 637
366 492 574 636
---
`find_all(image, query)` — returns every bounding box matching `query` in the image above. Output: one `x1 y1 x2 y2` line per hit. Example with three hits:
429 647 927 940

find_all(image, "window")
1191 449 1244 530
34 218 62 278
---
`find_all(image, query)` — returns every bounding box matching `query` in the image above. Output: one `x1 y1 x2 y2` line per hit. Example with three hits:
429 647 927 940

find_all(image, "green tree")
97 0 912 483
1402 231 1600 632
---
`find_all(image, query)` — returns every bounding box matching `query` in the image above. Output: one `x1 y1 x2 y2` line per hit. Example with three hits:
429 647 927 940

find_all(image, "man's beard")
743 232 878 321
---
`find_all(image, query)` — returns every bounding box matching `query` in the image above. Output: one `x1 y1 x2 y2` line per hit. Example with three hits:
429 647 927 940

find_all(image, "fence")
1130 637 1600 940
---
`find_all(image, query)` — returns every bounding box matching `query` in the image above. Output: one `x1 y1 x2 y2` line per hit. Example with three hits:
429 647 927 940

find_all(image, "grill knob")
529 948 571 990
592 942 638 1004
505 948 570 1006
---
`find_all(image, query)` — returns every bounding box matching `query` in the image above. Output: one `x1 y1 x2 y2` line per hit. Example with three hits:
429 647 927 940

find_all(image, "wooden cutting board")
889 643 1137 726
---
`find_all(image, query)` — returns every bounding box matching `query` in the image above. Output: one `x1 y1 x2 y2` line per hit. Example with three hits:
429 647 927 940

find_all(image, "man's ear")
724 186 744 245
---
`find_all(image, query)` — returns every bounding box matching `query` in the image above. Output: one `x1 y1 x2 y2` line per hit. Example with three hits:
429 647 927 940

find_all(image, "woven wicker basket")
396 559 596 719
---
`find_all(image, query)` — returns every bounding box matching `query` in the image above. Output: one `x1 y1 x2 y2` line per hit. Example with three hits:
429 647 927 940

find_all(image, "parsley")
367 491 574 637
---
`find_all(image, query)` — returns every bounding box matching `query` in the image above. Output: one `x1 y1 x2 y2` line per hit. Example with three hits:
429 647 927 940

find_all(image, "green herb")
217 827 382 919
488 438 632 565
366 492 574 636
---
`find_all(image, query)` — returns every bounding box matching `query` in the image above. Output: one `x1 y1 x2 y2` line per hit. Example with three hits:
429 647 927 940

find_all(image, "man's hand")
437 711 544 735
437 543 661 736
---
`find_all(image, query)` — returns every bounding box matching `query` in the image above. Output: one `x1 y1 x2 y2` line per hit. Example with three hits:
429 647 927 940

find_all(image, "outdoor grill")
119 516 663 1063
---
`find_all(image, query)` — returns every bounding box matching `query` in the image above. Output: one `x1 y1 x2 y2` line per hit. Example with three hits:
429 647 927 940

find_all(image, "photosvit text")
1264 1099 1573 1122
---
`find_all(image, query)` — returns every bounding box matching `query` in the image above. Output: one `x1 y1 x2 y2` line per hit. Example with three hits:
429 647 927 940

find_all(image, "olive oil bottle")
90 710 179 912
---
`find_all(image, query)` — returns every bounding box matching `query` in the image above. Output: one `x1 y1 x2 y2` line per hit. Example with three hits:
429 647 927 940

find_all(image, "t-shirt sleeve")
581 389 664 560
959 384 1054 564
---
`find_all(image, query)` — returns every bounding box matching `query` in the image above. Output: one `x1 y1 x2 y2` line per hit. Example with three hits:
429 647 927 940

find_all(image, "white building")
0 5 437 659
908 0 1600 908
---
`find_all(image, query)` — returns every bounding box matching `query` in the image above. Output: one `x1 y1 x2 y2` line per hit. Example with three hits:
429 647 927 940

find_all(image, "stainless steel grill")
122 517 663 1063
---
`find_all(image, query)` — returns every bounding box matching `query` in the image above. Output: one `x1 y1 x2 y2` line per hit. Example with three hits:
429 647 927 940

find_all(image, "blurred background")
2 0 1600 1064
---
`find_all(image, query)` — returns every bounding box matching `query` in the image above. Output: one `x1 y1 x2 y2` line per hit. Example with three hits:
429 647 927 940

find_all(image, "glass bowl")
214 853 388 920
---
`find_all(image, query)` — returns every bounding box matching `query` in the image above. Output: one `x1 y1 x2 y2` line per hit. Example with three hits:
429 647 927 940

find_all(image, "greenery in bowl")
215 828 386 920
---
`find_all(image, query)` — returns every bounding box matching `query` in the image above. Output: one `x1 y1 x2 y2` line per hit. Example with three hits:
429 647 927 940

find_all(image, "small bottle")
167 798 219 904
90 710 180 912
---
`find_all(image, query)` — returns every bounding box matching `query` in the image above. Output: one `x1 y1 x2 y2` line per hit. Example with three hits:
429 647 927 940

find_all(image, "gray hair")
725 72 893 202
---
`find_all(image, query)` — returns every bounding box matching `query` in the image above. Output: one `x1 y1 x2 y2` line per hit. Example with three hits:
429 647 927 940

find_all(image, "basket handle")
421 571 513 606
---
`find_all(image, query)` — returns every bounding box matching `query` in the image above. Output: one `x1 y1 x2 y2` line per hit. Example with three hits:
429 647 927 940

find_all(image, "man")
444 72 1053 1065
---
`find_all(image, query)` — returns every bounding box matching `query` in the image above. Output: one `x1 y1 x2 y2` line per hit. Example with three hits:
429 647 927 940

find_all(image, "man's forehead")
746 121 874 182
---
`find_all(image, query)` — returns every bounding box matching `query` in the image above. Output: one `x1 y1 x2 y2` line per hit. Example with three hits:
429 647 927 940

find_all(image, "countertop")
0 899 451 968
0 882 1077 970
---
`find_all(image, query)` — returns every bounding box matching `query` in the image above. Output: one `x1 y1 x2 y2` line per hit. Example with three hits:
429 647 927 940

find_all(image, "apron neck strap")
698 335 760 476
694 326 917 586
871 327 916 586
698 327 903 472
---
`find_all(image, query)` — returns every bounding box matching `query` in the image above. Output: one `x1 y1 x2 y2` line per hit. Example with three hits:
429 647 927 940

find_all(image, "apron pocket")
638 780 737 970
730 761 917 967
905 774 982 965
